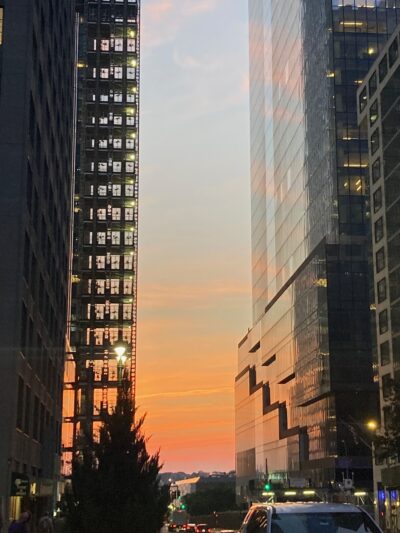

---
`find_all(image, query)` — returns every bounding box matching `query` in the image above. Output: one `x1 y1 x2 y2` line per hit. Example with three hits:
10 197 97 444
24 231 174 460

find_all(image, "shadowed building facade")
61 0 141 474
236 0 400 503
358 25 400 531
0 0 75 523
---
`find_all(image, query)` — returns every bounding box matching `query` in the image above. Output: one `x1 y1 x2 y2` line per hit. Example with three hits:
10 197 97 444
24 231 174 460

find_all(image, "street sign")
10 473 30 497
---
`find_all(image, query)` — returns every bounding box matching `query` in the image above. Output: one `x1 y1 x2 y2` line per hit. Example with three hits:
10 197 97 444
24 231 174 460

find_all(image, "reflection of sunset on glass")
137 0 251 472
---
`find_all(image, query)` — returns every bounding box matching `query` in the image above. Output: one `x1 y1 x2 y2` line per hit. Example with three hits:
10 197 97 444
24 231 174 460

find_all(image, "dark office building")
236 0 400 503
0 0 75 524
359 26 400 531
62 0 141 474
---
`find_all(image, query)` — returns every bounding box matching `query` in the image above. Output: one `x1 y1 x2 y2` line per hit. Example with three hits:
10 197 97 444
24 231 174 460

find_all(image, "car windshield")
271 512 381 533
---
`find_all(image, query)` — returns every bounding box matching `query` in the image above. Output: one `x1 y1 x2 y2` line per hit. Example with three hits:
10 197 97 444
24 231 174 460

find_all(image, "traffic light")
264 482 271 491
180 503 186 510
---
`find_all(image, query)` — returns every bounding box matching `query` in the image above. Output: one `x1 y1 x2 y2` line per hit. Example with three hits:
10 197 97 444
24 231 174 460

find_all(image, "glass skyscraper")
236 0 400 502
62 0 140 474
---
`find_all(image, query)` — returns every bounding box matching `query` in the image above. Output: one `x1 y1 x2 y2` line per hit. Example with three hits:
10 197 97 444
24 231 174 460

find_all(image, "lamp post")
113 341 128 384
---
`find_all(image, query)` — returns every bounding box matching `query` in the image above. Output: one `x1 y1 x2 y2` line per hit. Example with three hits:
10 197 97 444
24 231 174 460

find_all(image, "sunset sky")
136 0 251 473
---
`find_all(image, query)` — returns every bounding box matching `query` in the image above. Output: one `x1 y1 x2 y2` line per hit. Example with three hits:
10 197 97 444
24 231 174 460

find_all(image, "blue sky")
136 0 252 472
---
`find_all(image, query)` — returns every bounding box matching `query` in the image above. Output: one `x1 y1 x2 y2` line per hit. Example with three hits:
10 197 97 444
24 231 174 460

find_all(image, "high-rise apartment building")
62 0 140 474
236 0 400 503
0 0 75 523
358 25 400 530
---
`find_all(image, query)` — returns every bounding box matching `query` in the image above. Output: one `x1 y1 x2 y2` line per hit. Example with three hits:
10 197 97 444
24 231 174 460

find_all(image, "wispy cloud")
142 0 219 49
137 385 231 401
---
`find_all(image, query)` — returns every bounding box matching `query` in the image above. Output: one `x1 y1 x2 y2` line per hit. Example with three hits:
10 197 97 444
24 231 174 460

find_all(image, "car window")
271 512 381 533
247 509 268 533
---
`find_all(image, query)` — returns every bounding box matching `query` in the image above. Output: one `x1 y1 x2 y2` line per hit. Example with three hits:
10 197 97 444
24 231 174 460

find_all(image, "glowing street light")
366 420 378 432
113 341 128 383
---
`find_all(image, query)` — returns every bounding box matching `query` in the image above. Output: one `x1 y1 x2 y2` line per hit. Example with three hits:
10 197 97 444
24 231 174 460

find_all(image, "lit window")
124 255 133 269
111 279 119 294
126 162 134 173
96 280 105 294
100 68 109 79
95 304 105 320
114 67 123 79
100 39 110 51
99 139 108 148
112 184 121 196
114 92 123 102
110 304 119 320
98 185 107 196
96 256 106 269
111 231 121 245
123 304 132 320
125 208 134 221
111 255 120 269
98 162 107 172
125 184 134 197
126 139 134 149
113 161 122 172
124 279 133 294
97 232 106 245
94 329 104 346
0 7 4 45
97 209 107 220
114 115 122 125
127 67 135 79
112 208 121 220
115 38 123 51
113 139 122 149
125 231 134 245
127 39 136 52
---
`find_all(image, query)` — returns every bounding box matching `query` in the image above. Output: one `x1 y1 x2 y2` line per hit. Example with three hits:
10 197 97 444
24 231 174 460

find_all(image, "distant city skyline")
137 0 251 472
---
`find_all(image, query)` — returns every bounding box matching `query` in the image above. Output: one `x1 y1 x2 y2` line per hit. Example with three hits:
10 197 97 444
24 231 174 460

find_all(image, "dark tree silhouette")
374 379 400 464
65 394 168 533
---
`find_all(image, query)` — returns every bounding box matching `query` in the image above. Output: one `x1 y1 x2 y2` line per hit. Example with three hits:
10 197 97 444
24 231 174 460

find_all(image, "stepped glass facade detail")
236 0 400 504
62 0 140 475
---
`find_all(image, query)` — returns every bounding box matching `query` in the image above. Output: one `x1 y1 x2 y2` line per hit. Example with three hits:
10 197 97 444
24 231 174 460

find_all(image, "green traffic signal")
181 503 186 510
264 483 271 491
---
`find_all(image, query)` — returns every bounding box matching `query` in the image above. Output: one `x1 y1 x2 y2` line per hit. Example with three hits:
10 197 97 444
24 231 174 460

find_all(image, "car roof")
251 502 362 514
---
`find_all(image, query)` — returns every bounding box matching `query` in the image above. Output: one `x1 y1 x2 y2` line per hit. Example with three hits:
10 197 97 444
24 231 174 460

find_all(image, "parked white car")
239 502 382 532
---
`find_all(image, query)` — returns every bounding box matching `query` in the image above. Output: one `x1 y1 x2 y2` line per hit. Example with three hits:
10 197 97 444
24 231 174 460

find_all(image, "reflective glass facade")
237 0 400 503
63 0 140 473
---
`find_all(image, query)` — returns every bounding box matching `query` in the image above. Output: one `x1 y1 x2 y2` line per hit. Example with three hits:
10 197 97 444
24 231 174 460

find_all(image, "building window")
359 87 367 113
16 377 24 430
382 373 392 399
375 217 384 243
111 279 119 294
373 187 383 213
369 71 377 97
111 255 120 269
379 309 389 334
372 158 381 183
370 100 378 127
125 208 134 221
380 340 391 366
371 129 380 155
24 386 31 435
377 278 387 303
0 7 3 45
389 37 399 67
379 54 388 82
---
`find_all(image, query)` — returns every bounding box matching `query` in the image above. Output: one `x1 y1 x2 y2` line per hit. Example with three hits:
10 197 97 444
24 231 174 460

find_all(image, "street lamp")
113 341 128 383
366 420 378 432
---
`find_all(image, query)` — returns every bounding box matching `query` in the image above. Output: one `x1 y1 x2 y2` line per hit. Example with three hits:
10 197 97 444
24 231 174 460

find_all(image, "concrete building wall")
0 0 75 523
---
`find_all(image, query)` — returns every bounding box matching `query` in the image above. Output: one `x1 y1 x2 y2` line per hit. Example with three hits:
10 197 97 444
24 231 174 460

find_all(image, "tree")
65 394 169 533
374 379 400 463
182 484 237 516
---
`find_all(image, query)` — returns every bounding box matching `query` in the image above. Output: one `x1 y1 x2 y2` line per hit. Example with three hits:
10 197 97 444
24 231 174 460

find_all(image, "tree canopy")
374 379 400 463
65 394 168 533
182 484 237 516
